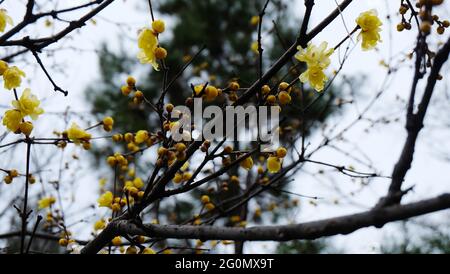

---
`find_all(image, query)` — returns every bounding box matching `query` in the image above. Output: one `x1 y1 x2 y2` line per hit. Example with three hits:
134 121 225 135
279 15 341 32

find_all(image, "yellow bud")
155 47 168 59
121 85 132 96
200 195 210 204
111 236 122 246
152 19 165 34
126 76 136 87
19 121 33 136
112 134 123 142
276 147 287 158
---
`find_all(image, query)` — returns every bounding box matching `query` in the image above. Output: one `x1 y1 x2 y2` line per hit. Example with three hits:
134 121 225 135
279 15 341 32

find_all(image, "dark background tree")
84 0 341 253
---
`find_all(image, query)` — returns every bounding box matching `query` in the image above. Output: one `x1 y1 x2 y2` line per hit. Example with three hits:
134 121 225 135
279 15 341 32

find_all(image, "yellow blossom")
267 156 281 173
98 191 113 208
3 66 26 90
356 9 382 51
137 28 159 70
0 9 13 33
12 88 44 120
295 42 334 69
2 109 22 132
295 42 334 92
299 65 328 92
67 123 91 144
38 196 56 209
0 60 8 75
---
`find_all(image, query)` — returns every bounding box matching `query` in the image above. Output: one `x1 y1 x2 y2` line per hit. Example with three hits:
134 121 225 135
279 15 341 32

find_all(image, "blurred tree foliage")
380 222 450 254
84 0 342 253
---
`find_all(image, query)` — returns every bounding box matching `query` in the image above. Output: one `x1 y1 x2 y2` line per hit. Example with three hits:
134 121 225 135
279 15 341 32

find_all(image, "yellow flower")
2 109 22 132
152 19 165 34
0 60 8 75
98 191 113 208
267 156 281 173
135 130 149 144
0 9 13 33
356 9 382 51
94 219 106 231
38 196 56 209
67 123 91 144
295 42 334 69
240 156 254 170
299 65 328 92
295 42 334 92
12 88 44 120
137 28 159 71
3 66 26 90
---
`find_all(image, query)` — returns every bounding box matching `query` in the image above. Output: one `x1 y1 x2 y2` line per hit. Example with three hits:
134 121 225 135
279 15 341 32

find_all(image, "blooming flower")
2 109 22 132
356 9 382 51
295 42 334 92
38 196 56 209
137 28 159 70
12 88 44 120
295 42 334 69
0 60 8 75
0 9 13 33
98 191 113 208
67 123 91 144
299 65 328 92
3 66 26 90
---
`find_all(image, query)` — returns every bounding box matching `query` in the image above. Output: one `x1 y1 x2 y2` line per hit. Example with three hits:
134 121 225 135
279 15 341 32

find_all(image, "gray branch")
81 193 450 253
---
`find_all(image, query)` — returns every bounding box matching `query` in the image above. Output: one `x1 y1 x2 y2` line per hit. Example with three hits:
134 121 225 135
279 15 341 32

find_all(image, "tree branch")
81 193 450 253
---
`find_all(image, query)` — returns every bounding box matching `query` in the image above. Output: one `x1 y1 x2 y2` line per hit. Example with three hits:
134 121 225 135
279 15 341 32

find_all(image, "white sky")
1 0 450 253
